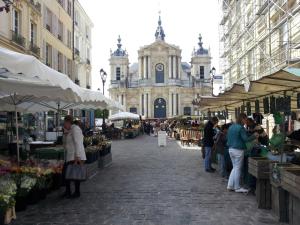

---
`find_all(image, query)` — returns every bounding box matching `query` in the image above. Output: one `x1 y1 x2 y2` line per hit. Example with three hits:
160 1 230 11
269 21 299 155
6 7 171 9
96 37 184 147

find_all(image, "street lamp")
99 68 107 125
210 67 216 96
99 68 107 95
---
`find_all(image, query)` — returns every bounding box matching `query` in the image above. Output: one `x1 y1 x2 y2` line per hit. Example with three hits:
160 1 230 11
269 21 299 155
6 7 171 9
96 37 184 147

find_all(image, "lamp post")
210 67 216 96
100 68 107 95
100 68 107 124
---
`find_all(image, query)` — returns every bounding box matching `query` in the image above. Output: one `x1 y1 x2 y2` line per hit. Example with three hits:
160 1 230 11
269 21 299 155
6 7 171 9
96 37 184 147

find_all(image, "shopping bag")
65 163 87 181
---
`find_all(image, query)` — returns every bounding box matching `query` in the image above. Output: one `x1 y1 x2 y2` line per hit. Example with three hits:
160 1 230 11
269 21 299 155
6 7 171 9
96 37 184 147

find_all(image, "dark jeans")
65 162 81 195
66 179 80 195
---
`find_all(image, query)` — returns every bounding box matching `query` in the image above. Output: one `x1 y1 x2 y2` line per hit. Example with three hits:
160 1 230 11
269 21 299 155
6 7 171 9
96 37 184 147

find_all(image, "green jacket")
227 123 256 150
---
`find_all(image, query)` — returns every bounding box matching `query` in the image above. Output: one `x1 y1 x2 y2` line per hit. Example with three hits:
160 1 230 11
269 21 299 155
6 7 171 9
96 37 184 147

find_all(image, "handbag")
65 163 87 181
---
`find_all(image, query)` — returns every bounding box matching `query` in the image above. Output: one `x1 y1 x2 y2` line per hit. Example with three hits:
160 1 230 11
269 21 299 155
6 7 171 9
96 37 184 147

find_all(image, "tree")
94 109 109 119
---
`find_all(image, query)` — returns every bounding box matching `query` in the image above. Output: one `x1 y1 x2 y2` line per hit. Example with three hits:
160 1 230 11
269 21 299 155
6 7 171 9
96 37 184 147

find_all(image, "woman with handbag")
63 115 87 198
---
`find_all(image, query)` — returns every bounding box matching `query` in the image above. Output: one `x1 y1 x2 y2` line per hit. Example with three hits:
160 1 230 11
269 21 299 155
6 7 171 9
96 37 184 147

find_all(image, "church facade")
108 16 212 118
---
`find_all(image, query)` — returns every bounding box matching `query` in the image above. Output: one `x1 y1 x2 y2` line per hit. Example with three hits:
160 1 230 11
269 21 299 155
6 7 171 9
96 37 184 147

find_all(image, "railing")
46 24 51 32
29 0 41 13
74 48 80 56
167 79 183 86
29 42 40 56
11 30 26 48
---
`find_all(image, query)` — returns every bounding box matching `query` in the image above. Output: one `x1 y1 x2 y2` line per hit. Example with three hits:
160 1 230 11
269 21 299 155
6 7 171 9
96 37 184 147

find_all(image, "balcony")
29 42 40 57
46 24 51 32
75 79 80 85
86 58 90 65
138 79 153 86
29 0 41 14
167 79 183 86
110 80 127 88
74 48 80 57
11 30 26 48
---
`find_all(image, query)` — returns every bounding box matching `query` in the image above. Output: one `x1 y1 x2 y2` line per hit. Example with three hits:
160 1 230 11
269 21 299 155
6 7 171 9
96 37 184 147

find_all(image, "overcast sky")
79 0 221 93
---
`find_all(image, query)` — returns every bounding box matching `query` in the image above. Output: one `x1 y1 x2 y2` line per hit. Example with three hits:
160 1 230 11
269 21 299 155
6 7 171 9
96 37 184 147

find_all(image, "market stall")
197 67 300 223
0 48 123 224
109 112 141 139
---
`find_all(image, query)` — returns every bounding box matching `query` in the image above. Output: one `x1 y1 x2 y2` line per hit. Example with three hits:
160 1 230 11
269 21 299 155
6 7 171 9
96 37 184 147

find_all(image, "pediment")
139 40 181 53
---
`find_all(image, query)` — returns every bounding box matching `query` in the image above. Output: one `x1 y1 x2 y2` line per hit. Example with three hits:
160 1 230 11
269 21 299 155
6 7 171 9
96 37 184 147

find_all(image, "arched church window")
155 63 164 83
129 107 137 114
183 107 191 116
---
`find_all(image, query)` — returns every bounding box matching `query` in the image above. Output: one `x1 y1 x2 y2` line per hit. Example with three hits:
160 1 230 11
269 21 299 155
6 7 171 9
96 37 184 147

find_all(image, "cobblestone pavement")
12 135 283 225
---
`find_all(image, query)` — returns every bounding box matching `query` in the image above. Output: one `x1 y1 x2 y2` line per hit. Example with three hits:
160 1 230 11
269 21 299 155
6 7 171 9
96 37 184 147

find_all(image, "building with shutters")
0 0 42 58
108 16 213 119
73 0 93 89
41 0 73 81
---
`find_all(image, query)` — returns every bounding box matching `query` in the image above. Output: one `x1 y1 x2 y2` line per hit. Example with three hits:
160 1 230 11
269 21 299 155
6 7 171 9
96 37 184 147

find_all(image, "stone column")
143 56 147 80
178 57 181 79
148 57 151 80
143 92 147 117
147 92 151 118
138 57 142 79
168 56 172 79
140 94 143 115
173 92 177 116
123 94 126 110
168 92 172 117
178 93 181 115
173 56 176 79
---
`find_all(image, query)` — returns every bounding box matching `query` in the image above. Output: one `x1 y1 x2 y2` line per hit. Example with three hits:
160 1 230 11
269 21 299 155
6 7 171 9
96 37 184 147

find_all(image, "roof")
197 67 300 111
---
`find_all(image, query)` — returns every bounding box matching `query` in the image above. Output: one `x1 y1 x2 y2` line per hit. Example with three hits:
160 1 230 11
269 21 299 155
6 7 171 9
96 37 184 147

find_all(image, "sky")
79 0 222 93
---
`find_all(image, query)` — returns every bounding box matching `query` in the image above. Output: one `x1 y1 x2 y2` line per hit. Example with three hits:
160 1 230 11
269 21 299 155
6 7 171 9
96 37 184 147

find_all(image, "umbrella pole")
15 106 20 164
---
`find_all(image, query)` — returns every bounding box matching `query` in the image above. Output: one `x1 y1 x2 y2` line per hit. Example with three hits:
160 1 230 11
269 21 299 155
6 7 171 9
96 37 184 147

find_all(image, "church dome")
194 34 208 56
112 35 127 57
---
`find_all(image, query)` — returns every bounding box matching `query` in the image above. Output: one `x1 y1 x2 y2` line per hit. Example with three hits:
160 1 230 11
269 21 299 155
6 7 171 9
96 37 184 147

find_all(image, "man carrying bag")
62 115 87 198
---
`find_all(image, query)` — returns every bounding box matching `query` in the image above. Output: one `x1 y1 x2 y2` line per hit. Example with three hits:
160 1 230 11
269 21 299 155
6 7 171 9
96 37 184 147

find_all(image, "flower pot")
27 189 40 205
51 173 62 190
0 209 4 225
39 189 47 200
15 196 27 212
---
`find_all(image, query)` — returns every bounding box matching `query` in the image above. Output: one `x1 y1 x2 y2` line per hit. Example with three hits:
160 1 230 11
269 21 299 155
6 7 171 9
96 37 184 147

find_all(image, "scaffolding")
219 0 300 89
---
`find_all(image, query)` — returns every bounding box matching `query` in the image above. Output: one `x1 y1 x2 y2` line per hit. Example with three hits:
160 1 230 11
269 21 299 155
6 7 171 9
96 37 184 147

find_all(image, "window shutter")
52 48 57 70
52 14 57 36
42 41 46 63
43 6 47 28
62 55 66 75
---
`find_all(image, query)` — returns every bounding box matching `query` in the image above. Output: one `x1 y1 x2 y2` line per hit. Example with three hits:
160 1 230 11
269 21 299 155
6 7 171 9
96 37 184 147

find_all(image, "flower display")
0 177 17 211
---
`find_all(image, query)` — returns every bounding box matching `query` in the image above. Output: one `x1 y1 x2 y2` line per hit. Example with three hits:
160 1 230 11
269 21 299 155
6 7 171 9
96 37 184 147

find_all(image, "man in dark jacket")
203 116 219 172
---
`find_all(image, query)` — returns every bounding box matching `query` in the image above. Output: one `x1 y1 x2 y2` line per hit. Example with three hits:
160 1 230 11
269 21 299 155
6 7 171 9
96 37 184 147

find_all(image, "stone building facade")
109 16 213 118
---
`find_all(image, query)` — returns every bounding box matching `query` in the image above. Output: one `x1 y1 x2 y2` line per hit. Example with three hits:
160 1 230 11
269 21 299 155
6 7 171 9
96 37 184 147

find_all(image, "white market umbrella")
109 112 140 121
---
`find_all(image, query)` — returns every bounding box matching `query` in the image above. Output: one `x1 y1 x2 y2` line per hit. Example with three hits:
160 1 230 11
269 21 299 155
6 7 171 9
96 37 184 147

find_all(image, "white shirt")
63 124 86 162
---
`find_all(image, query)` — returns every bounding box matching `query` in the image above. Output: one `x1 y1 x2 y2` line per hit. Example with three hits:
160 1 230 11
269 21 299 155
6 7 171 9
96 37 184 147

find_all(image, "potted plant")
0 177 17 225
13 175 36 211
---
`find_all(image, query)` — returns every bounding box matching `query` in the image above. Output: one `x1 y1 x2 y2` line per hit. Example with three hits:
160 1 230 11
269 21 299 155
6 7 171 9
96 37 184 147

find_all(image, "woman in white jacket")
63 115 86 198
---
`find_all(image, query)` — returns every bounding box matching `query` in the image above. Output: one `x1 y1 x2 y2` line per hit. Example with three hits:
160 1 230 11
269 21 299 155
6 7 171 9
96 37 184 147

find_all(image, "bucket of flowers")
12 173 36 212
0 177 17 225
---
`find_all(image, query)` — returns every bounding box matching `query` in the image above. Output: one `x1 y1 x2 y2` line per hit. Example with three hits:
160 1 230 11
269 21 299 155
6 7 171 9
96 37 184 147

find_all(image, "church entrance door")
154 98 166 118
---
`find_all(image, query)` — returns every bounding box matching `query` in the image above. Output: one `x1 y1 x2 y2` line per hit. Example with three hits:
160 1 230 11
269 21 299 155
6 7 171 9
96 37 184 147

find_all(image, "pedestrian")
227 113 258 193
214 123 230 177
62 115 87 198
203 116 219 173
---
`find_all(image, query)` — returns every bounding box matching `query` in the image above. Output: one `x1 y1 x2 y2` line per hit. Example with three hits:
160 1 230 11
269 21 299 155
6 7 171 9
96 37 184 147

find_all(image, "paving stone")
11 135 283 225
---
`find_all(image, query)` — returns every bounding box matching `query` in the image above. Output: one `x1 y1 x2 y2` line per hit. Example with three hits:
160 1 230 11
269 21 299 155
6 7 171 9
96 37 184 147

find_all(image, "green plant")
0 177 17 211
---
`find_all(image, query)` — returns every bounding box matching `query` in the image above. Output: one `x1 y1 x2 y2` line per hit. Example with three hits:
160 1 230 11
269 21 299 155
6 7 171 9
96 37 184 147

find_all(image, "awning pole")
15 105 20 164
